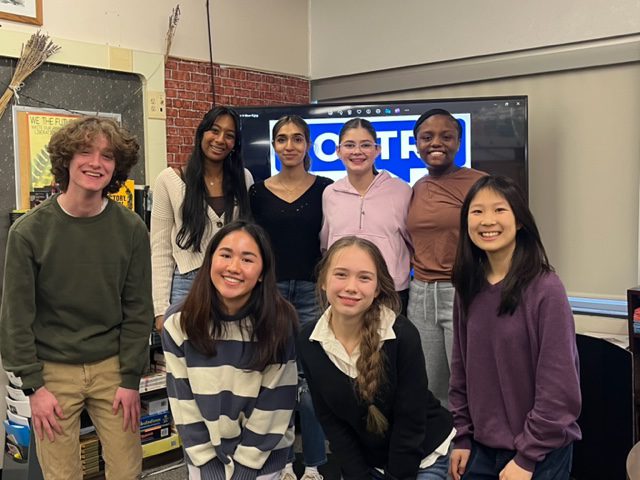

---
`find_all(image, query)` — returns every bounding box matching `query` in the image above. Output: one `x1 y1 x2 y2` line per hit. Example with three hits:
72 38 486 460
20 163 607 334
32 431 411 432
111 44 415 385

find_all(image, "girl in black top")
249 115 332 480
298 236 454 480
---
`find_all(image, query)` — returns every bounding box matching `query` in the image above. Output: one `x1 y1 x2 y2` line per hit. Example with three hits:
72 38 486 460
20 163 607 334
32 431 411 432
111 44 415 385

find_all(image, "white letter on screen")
401 130 418 159
376 131 397 160
314 133 339 163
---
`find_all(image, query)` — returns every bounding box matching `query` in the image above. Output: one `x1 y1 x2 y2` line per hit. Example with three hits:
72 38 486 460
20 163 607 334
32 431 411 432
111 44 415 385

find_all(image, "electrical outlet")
148 91 166 120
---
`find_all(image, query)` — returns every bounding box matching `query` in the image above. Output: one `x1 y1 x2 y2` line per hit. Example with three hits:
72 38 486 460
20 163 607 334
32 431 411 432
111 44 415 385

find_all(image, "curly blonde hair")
48 116 139 196
316 236 400 435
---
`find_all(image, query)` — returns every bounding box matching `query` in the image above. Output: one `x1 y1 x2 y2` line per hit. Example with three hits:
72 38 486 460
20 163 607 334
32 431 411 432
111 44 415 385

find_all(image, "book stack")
80 433 103 478
4 376 32 463
140 393 172 446
634 307 640 334
139 372 166 393
152 351 166 373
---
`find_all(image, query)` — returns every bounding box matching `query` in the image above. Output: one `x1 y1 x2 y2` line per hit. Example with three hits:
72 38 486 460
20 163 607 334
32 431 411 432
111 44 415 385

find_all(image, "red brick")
179 90 195 100
190 72 207 84
242 81 258 91
193 101 210 111
230 69 247 80
178 62 196 72
165 80 180 90
172 70 190 81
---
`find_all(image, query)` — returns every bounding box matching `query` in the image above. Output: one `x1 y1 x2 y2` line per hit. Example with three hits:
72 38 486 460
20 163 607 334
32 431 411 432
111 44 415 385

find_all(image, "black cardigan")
298 314 453 480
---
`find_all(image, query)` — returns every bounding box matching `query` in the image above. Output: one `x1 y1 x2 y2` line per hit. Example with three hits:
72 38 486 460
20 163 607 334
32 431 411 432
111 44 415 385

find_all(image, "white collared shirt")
308 305 454 469
309 305 397 379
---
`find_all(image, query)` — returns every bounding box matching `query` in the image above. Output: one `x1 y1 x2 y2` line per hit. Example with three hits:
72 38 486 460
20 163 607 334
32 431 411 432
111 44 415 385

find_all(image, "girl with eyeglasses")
151 107 253 331
320 118 412 313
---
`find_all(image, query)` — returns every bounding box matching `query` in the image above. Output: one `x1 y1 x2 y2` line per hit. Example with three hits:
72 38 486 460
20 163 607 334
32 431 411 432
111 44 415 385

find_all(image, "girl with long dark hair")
449 176 581 480
162 220 298 480
249 115 332 480
298 236 454 480
151 106 253 330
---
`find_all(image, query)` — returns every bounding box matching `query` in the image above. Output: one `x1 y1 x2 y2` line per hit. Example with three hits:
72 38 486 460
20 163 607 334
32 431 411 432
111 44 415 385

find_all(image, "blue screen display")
238 97 527 195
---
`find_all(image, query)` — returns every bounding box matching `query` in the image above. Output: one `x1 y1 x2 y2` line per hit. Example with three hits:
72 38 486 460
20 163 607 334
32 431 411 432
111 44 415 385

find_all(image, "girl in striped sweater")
162 220 298 480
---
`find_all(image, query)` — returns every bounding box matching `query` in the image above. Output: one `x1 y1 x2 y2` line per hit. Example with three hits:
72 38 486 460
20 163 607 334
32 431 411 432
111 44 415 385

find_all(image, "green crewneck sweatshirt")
0 195 153 390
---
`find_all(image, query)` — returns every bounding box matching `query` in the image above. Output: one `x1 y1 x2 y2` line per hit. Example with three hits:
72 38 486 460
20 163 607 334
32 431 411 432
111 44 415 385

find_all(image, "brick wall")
165 57 311 166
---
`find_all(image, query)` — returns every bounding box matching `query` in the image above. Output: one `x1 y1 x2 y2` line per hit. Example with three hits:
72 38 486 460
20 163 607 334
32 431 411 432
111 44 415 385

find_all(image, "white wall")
340 63 640 302
309 0 640 78
1 0 309 77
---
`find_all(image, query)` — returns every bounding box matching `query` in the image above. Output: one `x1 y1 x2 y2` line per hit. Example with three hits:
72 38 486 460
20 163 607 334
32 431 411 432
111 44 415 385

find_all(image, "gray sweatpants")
407 279 455 409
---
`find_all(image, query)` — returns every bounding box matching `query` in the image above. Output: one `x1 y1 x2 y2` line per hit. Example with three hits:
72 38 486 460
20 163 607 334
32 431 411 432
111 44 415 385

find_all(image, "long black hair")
176 106 251 252
180 220 298 370
452 175 553 316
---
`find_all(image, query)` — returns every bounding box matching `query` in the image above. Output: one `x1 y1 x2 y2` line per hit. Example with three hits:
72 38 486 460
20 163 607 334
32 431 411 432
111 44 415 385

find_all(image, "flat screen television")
237 96 528 197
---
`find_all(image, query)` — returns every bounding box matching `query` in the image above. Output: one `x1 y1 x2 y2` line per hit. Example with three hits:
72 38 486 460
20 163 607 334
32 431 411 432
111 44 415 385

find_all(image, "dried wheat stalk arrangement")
164 4 181 63
0 31 61 120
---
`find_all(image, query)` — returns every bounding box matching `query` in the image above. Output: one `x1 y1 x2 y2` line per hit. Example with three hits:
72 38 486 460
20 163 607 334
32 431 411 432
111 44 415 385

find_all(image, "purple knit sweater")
449 272 582 472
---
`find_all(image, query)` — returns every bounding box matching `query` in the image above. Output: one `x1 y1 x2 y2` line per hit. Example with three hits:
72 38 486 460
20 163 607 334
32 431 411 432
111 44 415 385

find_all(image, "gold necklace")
277 175 307 195
206 175 222 187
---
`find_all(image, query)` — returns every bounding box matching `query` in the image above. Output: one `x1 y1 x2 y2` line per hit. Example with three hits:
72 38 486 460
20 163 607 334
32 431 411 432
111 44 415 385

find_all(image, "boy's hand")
29 387 65 441
112 387 140 433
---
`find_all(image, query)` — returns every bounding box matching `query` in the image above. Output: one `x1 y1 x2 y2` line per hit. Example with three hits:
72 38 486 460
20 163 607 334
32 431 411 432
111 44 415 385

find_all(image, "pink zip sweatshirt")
320 171 413 291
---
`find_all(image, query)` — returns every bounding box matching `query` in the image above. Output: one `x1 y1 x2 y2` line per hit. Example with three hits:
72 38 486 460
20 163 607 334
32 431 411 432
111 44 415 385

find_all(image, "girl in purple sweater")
449 176 581 480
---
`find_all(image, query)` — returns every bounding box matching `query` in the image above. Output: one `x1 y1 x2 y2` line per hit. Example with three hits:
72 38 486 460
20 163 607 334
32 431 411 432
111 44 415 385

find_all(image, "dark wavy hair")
176 106 251 252
452 175 553 316
272 115 312 171
48 116 139 196
316 236 399 435
179 220 298 370
413 108 462 139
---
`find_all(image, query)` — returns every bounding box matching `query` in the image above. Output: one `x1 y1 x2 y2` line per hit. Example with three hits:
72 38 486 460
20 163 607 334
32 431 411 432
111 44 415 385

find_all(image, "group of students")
0 104 582 480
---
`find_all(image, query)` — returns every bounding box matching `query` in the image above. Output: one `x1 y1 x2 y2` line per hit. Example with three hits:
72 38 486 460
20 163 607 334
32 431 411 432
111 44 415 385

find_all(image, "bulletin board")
12 106 121 210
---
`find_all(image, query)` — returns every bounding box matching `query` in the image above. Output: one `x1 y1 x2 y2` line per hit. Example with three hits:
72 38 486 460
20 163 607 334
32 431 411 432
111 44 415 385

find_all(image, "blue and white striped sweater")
162 311 297 480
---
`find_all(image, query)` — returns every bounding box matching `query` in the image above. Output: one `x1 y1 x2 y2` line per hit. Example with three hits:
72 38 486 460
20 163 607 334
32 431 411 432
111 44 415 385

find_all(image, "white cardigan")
150 167 254 316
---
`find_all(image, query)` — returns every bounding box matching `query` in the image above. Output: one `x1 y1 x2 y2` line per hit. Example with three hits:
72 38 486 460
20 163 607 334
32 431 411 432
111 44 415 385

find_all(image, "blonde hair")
316 236 399 434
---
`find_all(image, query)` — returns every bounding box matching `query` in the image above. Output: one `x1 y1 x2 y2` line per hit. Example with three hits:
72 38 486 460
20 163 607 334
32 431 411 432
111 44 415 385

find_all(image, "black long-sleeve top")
298 314 453 480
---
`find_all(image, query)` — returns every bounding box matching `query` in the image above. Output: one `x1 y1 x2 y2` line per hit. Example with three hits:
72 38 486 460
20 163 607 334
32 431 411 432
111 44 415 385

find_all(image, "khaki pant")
35 356 142 480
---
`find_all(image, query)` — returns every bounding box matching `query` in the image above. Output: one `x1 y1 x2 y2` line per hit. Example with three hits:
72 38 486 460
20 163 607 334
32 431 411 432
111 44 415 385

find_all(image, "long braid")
355 303 389 435
317 236 400 436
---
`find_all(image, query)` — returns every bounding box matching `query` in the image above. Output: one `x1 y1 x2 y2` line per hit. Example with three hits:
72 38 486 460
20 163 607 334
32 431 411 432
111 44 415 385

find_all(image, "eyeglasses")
338 142 378 152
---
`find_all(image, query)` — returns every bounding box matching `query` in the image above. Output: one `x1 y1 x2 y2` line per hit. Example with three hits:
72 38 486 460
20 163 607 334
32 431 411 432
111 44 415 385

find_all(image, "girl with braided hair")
298 237 454 480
